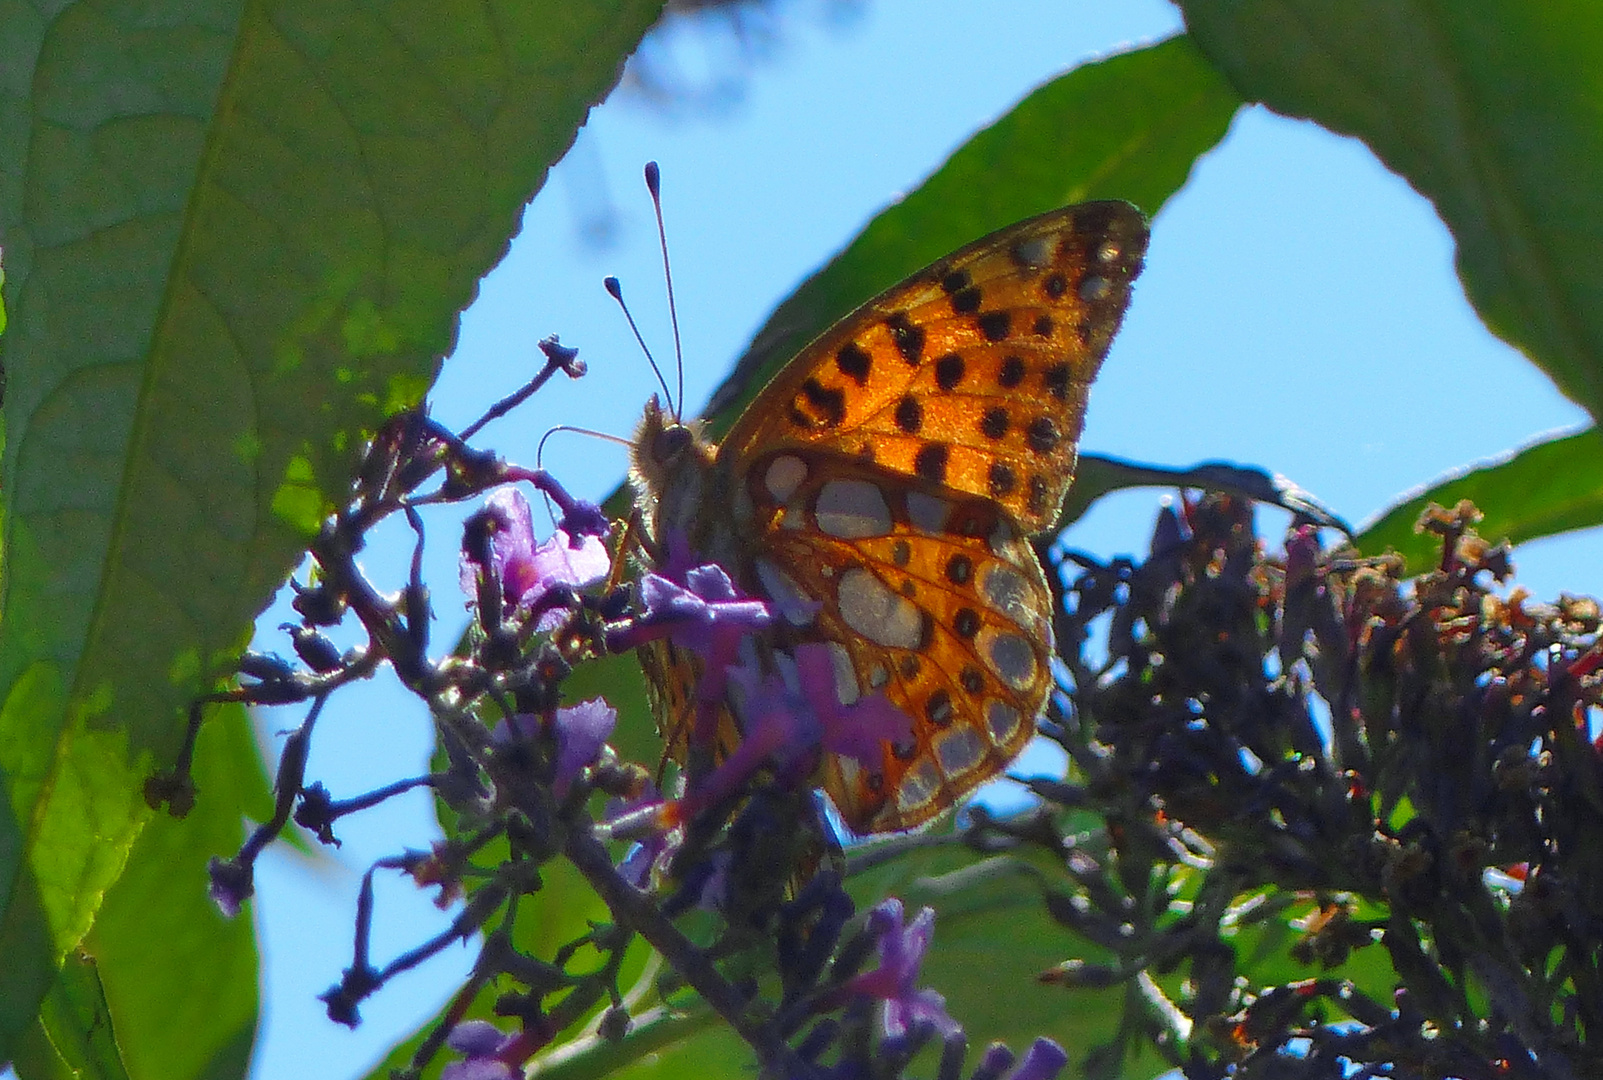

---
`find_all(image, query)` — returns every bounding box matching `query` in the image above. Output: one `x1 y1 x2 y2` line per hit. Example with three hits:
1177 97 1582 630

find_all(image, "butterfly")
631 201 1148 833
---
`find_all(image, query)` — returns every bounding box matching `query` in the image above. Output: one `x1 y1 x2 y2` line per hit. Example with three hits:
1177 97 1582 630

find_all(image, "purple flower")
460 488 610 628
441 1021 517 1080
1004 1038 1069 1080
611 566 773 657
604 548 773 730
207 856 254 918
843 899 959 1040
493 698 617 799
551 698 616 798
679 642 913 815
501 466 610 542
605 781 677 888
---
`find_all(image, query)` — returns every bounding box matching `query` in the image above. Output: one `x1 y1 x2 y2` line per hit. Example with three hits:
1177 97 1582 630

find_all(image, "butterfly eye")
653 425 694 463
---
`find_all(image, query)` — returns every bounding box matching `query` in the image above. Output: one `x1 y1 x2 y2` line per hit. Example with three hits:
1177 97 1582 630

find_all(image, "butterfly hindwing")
741 450 1053 830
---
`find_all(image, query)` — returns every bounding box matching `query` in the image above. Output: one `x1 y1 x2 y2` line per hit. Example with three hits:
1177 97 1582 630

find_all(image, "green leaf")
0 0 664 1061
1353 427 1603 574
852 841 1156 1078
568 649 661 775
80 704 270 1080
13 953 132 1080
1179 1 1603 424
699 34 1241 433
1058 452 1351 535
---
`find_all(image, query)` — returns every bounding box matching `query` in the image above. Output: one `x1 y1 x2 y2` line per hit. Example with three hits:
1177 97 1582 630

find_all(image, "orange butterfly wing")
637 202 1148 833
719 201 1148 533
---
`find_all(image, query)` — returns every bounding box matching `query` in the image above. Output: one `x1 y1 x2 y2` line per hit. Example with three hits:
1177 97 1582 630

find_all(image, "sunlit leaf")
0 0 664 1061
1181 0 1603 424
1354 427 1603 573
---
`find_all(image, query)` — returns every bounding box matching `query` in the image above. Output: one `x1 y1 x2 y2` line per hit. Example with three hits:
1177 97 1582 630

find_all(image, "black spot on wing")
988 462 1016 497
998 356 1025 389
1026 416 1060 454
960 666 985 694
954 608 980 639
885 312 925 366
914 442 949 483
978 311 1011 342
979 407 1009 440
1043 363 1070 400
1026 474 1050 516
894 395 923 434
836 342 871 385
796 378 847 428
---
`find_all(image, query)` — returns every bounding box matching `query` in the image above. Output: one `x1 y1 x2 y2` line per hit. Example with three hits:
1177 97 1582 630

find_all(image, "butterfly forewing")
720 201 1149 533
635 201 1148 834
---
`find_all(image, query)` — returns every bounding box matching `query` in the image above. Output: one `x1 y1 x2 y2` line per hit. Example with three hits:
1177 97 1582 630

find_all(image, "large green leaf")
1354 427 1603 573
0 0 664 1063
9 707 266 1080
11 953 132 1080
1179 1 1603 425
699 33 1241 433
77 704 270 1080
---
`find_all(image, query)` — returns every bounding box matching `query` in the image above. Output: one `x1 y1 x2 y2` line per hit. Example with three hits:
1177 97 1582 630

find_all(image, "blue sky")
246 3 1598 1077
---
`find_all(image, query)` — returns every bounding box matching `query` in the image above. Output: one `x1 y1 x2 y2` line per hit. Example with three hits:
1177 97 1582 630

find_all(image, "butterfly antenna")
534 424 632 530
604 275 676 411
535 425 632 471
644 161 685 421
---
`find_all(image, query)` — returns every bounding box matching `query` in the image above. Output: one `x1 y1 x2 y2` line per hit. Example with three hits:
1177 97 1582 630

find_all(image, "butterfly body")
632 201 1148 833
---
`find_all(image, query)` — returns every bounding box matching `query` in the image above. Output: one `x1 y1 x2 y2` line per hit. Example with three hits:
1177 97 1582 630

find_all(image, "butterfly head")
631 395 716 527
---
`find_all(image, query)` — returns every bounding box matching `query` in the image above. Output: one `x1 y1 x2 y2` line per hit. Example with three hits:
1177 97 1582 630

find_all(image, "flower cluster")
174 388 1076 1080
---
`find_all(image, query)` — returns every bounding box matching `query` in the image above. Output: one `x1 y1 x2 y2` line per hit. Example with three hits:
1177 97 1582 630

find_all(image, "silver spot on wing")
816 479 893 538
980 562 1032 620
905 490 951 535
896 759 941 813
838 567 925 650
935 727 985 779
755 558 821 626
826 640 860 705
987 700 1023 743
765 454 808 502
983 630 1037 690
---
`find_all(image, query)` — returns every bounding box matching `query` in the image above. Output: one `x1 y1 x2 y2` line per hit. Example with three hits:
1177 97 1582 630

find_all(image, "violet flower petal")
844 900 959 1040
460 488 610 625
1004 1038 1069 1080
553 698 617 798
792 643 912 765
446 1021 509 1056
441 1063 516 1080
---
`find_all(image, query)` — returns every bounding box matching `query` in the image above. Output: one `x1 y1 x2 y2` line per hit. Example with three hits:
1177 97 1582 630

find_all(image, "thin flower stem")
323 774 439 817
460 336 584 442
561 825 799 1071
526 1002 720 1080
